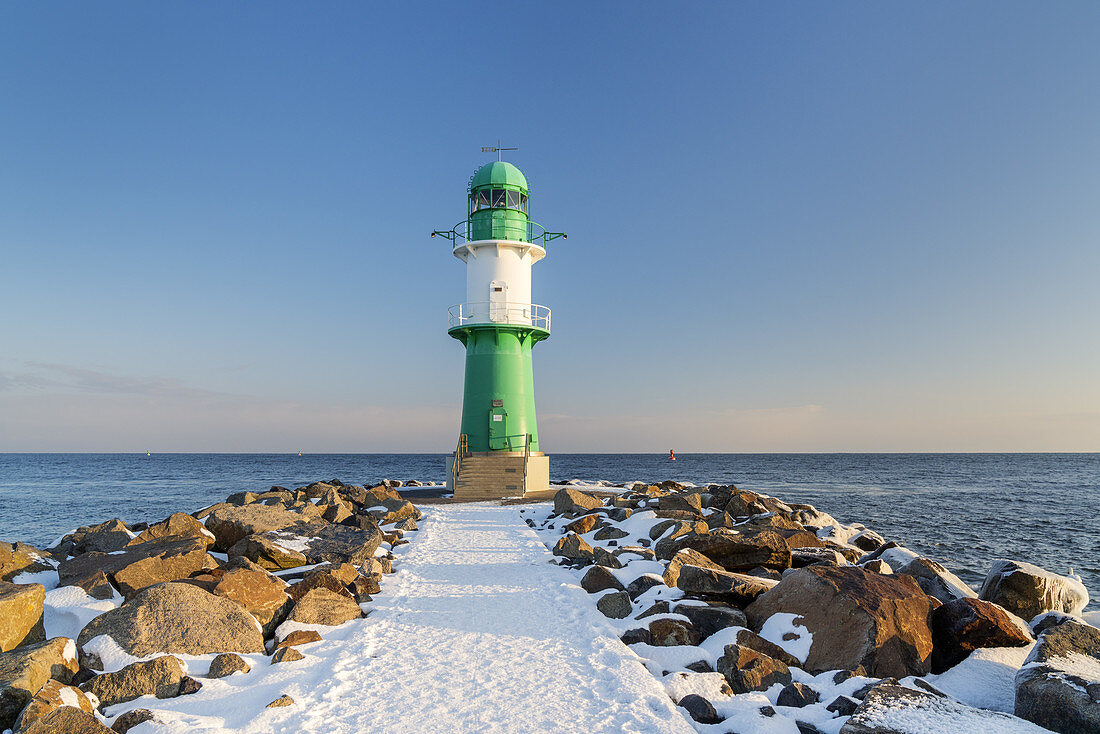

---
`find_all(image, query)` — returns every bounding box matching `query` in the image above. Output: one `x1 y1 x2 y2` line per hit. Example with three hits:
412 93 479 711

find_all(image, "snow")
103 502 696 733
757 613 813 664
10 567 60 590
924 645 1033 713
58 685 83 708
846 686 1051 733
43 584 122 641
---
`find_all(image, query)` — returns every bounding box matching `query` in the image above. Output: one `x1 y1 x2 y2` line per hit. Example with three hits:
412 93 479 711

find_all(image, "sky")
1 2 1098 453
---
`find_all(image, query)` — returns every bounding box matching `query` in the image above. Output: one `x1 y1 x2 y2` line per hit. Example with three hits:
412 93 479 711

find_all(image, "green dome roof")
470 161 528 191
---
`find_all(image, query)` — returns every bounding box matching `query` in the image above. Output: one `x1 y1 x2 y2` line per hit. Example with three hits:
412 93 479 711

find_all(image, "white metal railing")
448 301 551 331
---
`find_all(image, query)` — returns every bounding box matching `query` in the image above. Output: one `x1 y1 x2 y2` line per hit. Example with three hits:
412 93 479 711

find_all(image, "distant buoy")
146 451 150 456
669 449 676 461
297 451 302 457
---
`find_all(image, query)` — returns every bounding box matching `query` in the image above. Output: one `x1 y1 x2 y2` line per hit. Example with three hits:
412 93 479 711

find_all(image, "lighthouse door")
489 280 508 322
488 404 508 450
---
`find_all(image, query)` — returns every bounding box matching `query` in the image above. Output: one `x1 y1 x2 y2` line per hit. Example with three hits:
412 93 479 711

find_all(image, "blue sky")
2 2 1098 452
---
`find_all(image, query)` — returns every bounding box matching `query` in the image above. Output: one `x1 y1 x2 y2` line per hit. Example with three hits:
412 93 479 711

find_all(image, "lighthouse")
434 153 564 499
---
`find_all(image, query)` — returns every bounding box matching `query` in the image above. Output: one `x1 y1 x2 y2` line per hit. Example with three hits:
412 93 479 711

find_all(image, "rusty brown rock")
0 581 45 652
717 643 792 693
127 513 214 547
746 565 935 678
930 597 1033 673
212 568 292 638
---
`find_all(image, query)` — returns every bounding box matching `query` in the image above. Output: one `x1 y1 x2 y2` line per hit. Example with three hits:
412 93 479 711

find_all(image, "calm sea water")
1 453 1097 608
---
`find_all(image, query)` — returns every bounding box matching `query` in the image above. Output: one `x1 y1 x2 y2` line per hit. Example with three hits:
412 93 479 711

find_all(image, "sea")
1 453 1097 608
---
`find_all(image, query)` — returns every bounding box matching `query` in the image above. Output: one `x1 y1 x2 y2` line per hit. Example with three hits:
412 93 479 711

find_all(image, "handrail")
448 301 550 331
522 433 531 492
450 433 468 492
431 219 566 246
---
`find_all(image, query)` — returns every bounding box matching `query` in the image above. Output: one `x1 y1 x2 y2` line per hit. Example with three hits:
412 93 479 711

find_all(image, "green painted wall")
450 324 548 452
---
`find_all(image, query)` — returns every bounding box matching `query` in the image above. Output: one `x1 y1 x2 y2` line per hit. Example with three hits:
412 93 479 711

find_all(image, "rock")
287 570 354 602
553 488 603 516
678 693 721 724
626 574 664 600
840 683 1048 734
271 646 304 664
724 491 772 517
734 628 801 668
181 675 204 696
897 557 977 604
1015 619 1100 733
930 597 1033 673
58 537 211 600
12 679 96 731
0 543 53 582
592 547 622 569
17 707 114 734
275 630 322 649
672 603 747 639
0 581 45 652
849 529 886 552
289 523 384 566
212 568 292 638
394 517 418 532
128 513 214 547
56 520 133 556
777 681 819 708
663 549 723 588
77 582 264 662
203 503 322 551
552 533 594 564
658 493 703 514
207 652 250 678
580 566 625 594
636 601 670 620
674 565 776 605
790 547 849 568
365 498 421 526
659 529 792 570
110 708 155 733
266 694 294 708
593 526 628 541
81 655 187 708
648 618 701 646
226 535 308 571
862 559 892 575
979 559 1089 620
745 565 935 677
827 695 860 716
285 588 362 626
621 628 651 645
717 644 792 694
0 638 80 730
565 515 601 535
596 591 632 619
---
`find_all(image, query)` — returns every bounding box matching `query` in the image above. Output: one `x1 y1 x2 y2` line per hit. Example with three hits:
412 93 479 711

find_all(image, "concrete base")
447 452 550 501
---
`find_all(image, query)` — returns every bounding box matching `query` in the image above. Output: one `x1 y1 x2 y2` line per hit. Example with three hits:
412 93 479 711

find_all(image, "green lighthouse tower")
434 154 564 499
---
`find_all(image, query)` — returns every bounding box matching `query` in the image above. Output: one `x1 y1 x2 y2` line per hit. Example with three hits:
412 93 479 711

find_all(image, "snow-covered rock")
979 559 1089 620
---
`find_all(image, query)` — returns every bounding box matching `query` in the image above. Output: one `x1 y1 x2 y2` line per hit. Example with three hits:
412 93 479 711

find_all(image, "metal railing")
522 433 531 490
447 301 551 331
450 433 468 491
431 219 566 247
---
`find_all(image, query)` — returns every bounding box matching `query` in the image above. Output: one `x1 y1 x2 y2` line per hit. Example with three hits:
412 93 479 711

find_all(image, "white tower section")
451 239 547 327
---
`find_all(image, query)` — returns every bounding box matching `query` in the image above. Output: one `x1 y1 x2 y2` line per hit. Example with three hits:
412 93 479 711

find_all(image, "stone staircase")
450 452 550 501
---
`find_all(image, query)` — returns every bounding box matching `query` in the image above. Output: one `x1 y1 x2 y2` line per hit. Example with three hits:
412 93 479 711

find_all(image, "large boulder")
930 597 1033 673
552 533 594 564
52 520 133 557
656 529 792 570
12 679 96 732
203 503 322 551
897 557 977 604
77 582 264 663
16 706 114 734
227 535 308 571
672 603 747 639
363 498 421 526
840 683 1049 734
292 523 384 566
127 513 215 547
0 638 79 730
746 565 935 677
716 644 792 694
0 582 45 652
58 537 211 600
674 565 776 605
663 549 723 588
553 489 603 516
80 655 187 708
1015 619 1100 733
0 543 53 582
285 588 362 626
979 560 1088 620
212 568 292 638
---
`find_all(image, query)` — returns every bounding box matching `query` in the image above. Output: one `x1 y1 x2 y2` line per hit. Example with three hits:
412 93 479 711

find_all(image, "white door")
489 280 508 322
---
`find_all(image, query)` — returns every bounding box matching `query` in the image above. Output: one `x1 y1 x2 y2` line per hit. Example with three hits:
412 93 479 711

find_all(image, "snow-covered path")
123 502 696 733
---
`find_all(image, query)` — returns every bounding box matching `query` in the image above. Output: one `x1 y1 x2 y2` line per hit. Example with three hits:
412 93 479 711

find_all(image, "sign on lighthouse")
434 152 564 499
